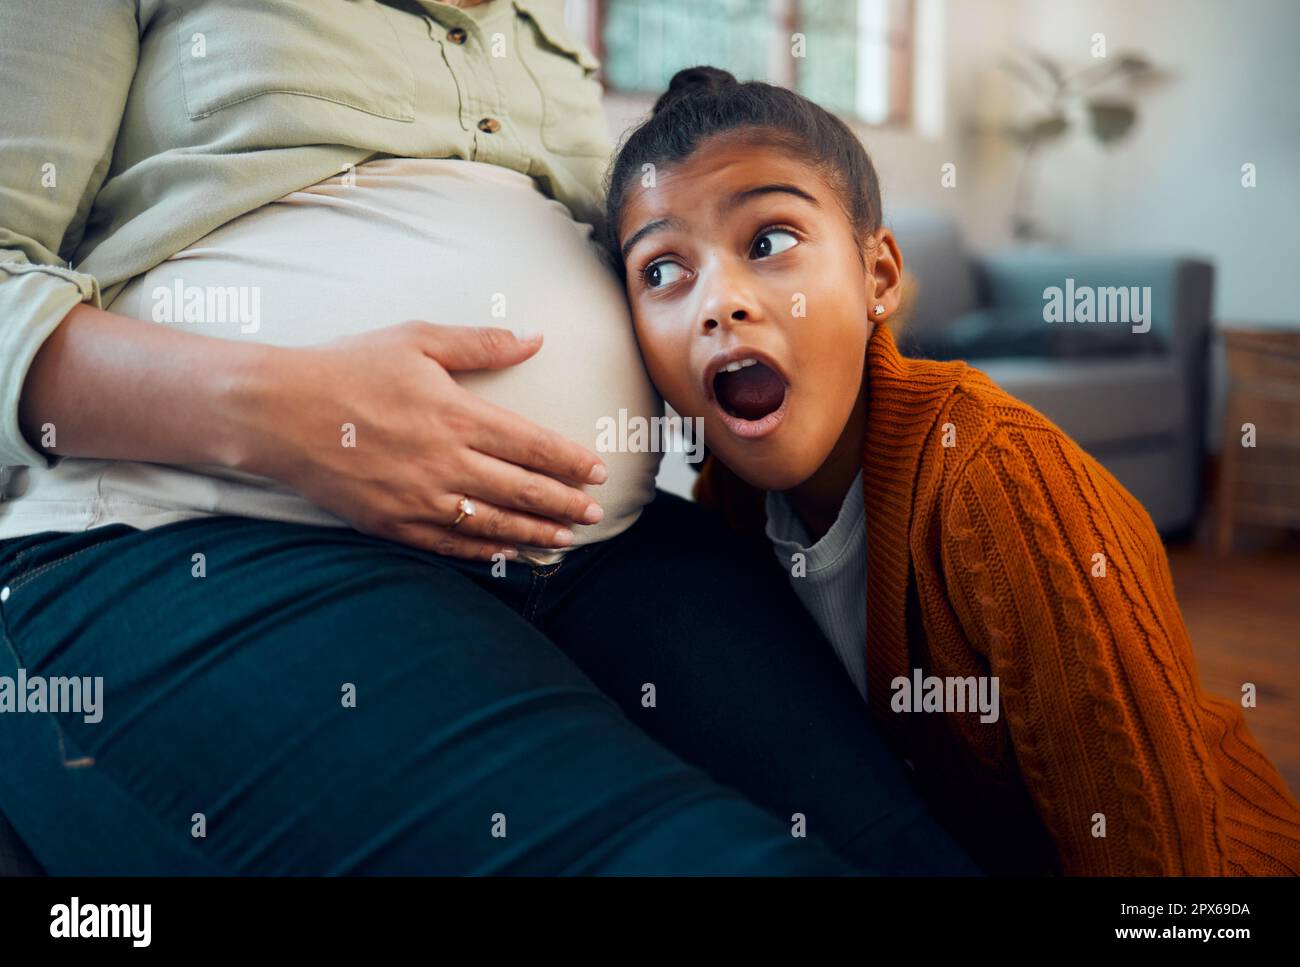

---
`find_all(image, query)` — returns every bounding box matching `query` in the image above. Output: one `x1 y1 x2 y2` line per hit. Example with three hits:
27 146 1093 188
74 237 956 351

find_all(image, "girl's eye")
751 229 798 260
644 260 686 288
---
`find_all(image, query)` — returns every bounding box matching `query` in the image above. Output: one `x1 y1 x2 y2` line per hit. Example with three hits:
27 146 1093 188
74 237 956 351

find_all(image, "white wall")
1015 0 1300 325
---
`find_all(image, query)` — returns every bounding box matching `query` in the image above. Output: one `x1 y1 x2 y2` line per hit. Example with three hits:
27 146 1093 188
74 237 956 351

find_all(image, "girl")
605 66 1300 876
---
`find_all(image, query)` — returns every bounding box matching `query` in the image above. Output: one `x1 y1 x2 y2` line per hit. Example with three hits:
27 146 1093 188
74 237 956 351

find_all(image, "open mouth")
713 358 788 421
704 352 791 440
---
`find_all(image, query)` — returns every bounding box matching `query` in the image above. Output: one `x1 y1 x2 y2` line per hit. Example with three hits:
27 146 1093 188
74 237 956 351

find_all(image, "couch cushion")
974 356 1185 448
902 306 1053 360
1051 320 1165 357
976 253 1188 355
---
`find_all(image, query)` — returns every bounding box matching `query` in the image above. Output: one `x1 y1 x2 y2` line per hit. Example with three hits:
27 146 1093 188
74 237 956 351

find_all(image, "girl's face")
617 135 903 491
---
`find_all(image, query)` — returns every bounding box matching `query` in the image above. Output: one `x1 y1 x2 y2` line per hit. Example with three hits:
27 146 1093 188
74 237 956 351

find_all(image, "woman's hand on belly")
232 321 608 561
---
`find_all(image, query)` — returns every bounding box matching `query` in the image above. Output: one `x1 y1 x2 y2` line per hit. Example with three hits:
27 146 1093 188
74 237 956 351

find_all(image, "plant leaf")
1029 113 1069 141
999 53 1054 100
1087 100 1136 143
1003 113 1069 145
1114 52 1153 74
1026 50 1065 90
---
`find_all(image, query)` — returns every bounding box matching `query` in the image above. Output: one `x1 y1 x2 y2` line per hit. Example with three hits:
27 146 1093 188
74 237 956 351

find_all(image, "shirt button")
447 27 467 44
477 117 501 133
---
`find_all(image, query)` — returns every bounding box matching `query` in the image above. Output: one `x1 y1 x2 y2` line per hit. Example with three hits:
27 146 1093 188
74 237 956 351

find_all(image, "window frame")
584 0 916 127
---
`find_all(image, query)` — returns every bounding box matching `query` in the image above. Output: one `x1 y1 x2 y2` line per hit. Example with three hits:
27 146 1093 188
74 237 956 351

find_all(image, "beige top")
2 0 614 473
0 157 663 563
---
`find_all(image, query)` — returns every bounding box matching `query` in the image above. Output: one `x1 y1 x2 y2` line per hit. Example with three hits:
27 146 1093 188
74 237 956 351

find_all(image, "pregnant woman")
0 0 976 875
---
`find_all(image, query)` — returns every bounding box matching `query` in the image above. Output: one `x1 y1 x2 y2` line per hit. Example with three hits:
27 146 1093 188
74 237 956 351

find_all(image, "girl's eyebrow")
621 216 684 260
722 183 821 212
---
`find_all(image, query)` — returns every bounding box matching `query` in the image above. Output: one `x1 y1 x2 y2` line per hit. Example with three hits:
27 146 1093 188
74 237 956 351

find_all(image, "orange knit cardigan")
694 323 1300 876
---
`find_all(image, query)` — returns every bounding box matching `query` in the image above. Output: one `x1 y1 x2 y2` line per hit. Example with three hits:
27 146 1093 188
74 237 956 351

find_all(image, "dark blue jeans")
0 490 979 875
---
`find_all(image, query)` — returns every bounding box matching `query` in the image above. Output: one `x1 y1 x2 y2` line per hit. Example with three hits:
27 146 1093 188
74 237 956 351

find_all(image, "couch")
885 207 1213 536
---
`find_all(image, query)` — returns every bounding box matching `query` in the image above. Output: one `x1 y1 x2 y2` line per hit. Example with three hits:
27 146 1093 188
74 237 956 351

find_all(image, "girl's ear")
864 227 904 319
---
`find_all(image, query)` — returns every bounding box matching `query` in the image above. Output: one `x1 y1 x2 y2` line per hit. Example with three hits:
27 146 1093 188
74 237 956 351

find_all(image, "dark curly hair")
602 66 883 270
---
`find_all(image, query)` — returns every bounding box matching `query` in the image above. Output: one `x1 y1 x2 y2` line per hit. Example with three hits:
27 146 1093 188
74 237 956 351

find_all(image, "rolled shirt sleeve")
0 0 138 468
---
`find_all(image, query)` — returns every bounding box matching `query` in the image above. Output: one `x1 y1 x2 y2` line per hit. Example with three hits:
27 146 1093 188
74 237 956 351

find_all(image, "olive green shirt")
0 0 612 469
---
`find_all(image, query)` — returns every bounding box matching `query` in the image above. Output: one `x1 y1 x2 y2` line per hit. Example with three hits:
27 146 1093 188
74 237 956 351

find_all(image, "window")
573 0 916 125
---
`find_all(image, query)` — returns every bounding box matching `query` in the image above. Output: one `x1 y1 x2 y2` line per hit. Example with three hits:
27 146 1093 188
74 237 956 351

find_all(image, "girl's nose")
703 308 749 332
698 261 761 334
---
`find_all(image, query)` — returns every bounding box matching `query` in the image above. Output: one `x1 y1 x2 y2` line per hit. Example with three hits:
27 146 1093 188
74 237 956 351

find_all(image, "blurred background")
565 0 1300 793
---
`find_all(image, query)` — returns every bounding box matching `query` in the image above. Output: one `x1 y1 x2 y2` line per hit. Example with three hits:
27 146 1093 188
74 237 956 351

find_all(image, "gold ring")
449 496 476 528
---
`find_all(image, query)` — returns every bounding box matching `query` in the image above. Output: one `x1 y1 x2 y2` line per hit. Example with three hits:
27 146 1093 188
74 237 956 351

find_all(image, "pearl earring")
873 304 885 316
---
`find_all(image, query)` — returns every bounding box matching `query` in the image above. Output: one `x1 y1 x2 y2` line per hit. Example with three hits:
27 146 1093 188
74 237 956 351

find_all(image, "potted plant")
999 49 1161 241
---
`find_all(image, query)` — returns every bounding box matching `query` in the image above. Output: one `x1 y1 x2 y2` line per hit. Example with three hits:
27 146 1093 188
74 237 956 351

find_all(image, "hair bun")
652 66 739 115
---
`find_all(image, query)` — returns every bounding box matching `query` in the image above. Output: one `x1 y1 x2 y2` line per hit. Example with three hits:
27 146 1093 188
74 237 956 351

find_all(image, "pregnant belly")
108 157 662 557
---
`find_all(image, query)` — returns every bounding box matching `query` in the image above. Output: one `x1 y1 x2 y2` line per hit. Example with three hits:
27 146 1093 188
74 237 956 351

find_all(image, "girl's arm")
940 420 1300 875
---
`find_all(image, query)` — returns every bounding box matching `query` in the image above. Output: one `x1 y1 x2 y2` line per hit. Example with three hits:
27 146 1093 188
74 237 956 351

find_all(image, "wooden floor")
1165 526 1300 799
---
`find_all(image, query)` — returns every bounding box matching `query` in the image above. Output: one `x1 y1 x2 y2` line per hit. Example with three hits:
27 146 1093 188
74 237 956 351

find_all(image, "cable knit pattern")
694 323 1300 876
952 423 1167 874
